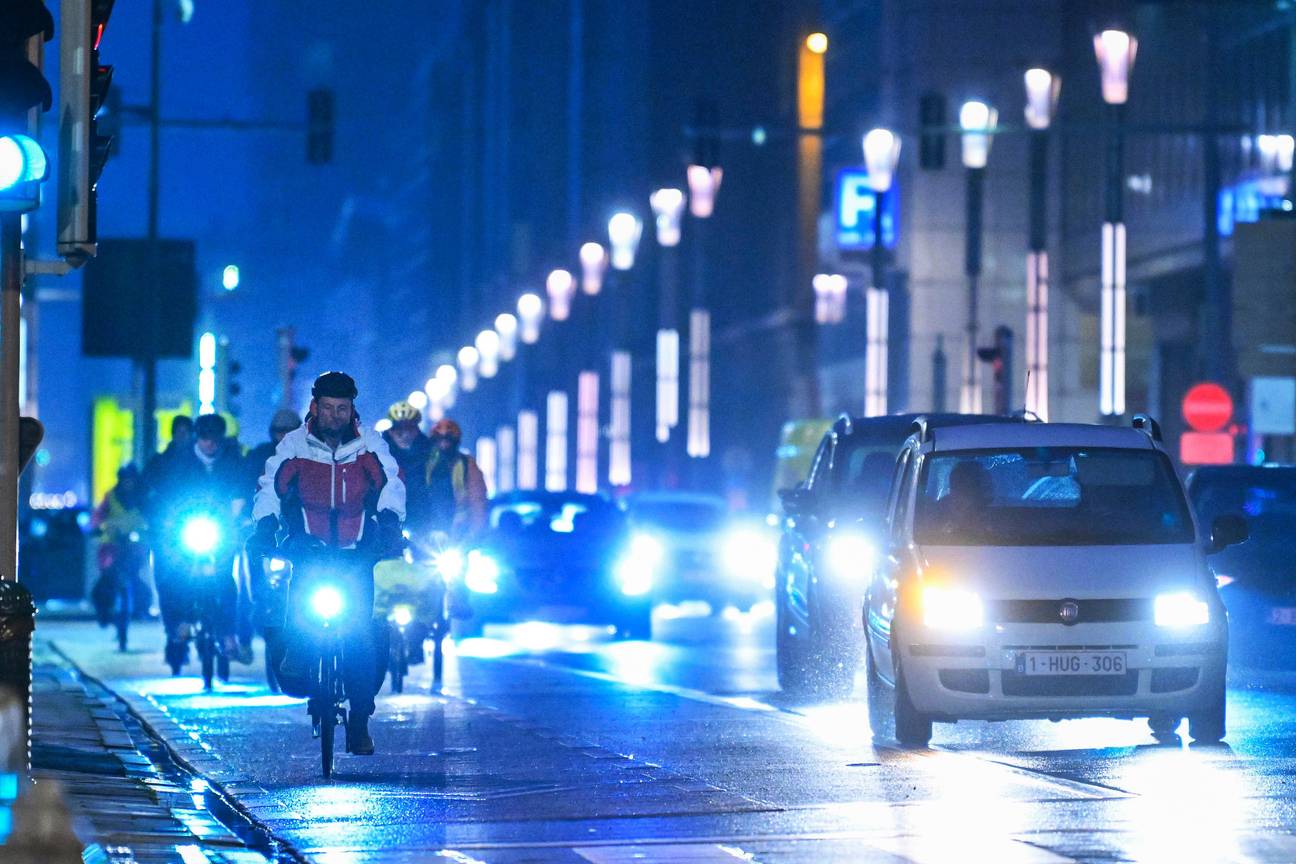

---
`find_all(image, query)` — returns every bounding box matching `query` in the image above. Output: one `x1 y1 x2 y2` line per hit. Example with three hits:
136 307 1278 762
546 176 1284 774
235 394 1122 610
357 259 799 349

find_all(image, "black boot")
346 714 375 756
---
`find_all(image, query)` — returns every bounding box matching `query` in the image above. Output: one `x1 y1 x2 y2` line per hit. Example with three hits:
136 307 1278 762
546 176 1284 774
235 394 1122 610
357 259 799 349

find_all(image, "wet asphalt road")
41 610 1296 863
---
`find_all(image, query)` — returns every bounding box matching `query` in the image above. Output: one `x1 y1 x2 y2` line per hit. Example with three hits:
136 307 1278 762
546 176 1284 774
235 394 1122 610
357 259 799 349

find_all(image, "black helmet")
194 413 227 440
311 371 358 400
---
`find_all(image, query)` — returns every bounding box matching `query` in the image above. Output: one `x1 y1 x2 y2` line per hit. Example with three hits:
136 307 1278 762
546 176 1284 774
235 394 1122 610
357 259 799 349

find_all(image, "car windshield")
914 447 1194 546
630 500 727 532
490 495 623 536
1191 471 1296 538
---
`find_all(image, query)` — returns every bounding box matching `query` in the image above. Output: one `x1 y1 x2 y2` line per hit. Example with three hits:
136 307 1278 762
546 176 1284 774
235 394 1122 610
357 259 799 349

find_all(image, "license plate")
1015 651 1126 676
1269 607 1296 626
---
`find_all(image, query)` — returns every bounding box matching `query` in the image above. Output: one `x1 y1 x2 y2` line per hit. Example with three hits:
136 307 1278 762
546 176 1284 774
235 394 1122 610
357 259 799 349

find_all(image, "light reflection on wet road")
44 609 1296 863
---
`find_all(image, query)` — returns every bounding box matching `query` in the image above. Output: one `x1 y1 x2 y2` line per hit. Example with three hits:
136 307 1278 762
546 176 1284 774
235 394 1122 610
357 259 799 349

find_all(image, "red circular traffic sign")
1182 382 1233 433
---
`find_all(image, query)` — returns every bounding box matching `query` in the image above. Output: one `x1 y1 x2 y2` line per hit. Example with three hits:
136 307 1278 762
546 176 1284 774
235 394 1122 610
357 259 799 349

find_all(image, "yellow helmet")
387 400 422 425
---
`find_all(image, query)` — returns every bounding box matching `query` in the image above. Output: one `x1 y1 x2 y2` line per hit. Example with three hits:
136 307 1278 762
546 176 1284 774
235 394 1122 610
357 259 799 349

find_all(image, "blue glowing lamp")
0 135 48 212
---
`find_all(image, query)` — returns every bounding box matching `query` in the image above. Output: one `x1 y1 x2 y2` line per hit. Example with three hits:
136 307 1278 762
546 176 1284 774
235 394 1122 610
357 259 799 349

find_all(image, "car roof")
927 422 1158 452
625 491 726 508
836 413 1018 444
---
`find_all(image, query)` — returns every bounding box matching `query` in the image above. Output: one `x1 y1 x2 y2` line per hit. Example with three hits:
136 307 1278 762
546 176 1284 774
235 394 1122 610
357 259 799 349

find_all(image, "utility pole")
139 0 163 462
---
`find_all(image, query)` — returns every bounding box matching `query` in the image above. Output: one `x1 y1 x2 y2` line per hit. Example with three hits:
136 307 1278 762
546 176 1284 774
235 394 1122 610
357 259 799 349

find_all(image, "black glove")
377 510 403 558
247 516 279 557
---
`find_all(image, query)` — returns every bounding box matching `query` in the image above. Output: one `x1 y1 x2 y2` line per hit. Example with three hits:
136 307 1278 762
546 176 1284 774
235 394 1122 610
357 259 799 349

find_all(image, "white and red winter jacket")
252 420 406 549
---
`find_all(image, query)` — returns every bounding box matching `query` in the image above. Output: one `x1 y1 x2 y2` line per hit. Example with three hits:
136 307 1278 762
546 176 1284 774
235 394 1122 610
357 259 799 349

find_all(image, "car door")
867 446 916 680
784 435 835 625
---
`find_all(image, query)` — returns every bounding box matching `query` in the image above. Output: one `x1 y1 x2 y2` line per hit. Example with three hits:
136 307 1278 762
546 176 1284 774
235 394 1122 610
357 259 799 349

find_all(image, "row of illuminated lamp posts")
373 161 725 466
372 27 1296 448
809 28 1294 420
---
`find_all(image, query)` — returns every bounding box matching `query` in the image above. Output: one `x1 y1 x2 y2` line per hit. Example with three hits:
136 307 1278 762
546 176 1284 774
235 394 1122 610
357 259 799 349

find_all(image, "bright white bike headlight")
1155 592 1210 628
464 550 500 594
921 586 984 631
391 604 414 628
180 515 221 555
436 547 466 581
310 586 345 621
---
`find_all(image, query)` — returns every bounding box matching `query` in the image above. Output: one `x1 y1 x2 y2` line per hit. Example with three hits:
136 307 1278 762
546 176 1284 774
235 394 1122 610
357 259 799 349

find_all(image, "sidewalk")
24 639 281 864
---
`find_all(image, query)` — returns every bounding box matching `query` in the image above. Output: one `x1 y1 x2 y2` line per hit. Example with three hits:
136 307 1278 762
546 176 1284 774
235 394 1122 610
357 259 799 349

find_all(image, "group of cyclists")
91 370 488 755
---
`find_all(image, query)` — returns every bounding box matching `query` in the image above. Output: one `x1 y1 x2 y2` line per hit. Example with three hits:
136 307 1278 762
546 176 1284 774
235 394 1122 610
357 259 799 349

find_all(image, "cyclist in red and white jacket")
250 370 405 755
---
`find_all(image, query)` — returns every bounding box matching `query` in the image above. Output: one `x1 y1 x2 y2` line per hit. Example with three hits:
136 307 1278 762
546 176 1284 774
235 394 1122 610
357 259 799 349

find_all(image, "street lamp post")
862 128 901 417
650 189 686 481
686 149 723 465
1094 28 1137 418
607 212 641 488
959 100 997 414
1024 68 1060 420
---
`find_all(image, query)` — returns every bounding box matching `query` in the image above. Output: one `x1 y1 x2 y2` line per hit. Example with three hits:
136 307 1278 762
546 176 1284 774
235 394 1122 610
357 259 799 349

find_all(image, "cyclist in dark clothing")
382 401 433 534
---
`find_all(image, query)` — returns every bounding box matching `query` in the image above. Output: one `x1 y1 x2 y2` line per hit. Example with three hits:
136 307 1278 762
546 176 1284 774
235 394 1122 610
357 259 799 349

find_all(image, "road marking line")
470 654 1125 800
575 844 757 863
868 836 1075 863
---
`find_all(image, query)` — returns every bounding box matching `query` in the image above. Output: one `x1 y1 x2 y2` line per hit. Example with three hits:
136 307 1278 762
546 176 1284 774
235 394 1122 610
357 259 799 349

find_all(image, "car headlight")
391 604 414 628
180 515 221 556
629 533 665 566
722 529 778 583
1155 592 1210 628
464 550 499 594
436 548 466 581
310 586 345 621
616 558 654 597
825 532 876 583
921 586 984 631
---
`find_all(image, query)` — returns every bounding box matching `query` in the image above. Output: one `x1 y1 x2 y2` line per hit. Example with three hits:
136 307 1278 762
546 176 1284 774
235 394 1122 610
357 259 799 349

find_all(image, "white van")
864 417 1247 747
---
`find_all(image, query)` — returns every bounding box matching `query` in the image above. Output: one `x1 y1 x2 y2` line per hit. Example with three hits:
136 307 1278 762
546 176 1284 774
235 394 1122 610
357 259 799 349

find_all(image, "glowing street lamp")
862 128 901 417
546 269 575 321
959 100 997 170
686 165 723 218
650 188 686 247
579 242 607 295
812 273 847 325
222 265 240 291
1094 29 1138 106
958 100 997 414
607 212 642 271
457 345 480 392
1024 68 1060 421
425 376 451 420
1094 28 1137 417
476 329 501 378
495 312 519 361
407 390 428 411
517 292 544 344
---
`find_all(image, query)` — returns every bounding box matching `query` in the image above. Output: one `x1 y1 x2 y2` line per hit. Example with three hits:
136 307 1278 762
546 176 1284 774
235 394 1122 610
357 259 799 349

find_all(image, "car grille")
1000 670 1139 697
989 598 1152 625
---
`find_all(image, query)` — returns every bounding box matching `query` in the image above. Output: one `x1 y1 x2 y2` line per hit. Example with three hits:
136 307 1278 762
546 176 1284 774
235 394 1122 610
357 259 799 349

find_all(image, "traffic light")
57 0 116 261
306 88 334 164
918 91 946 171
0 2 54 212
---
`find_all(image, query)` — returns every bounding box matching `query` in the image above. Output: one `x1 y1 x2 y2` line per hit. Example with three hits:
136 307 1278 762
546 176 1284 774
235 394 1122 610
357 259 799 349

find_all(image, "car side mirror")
1209 514 1248 553
778 486 816 517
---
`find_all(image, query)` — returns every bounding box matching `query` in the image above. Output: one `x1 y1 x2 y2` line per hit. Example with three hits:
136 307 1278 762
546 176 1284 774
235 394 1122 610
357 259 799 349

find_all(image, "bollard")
0 584 34 773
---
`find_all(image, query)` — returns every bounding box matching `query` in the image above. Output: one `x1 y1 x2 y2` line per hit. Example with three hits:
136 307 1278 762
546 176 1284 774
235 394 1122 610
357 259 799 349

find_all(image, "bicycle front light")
180 516 221 556
436 548 466 581
391 604 414 628
310 586 345 621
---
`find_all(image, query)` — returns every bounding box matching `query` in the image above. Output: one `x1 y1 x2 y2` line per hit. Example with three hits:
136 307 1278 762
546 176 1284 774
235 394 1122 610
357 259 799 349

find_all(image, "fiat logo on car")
1059 601 1080 625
